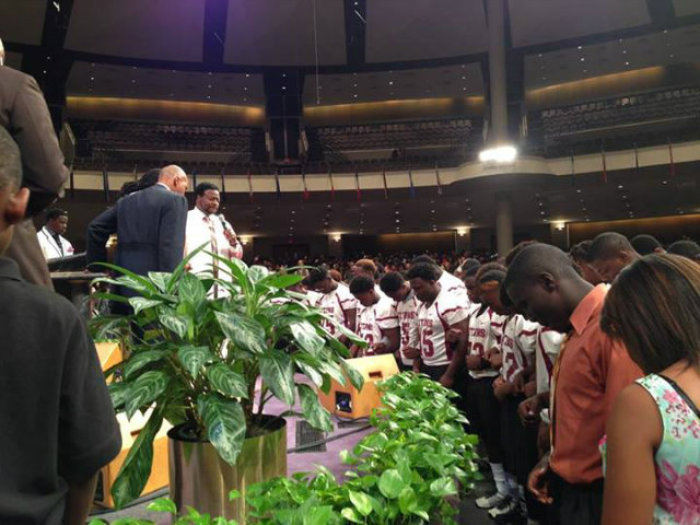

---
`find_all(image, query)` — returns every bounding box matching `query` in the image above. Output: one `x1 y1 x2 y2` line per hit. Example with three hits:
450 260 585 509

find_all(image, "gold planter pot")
168 416 287 523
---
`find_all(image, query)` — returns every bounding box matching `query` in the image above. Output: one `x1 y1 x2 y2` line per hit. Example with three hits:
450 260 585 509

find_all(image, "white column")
487 0 508 143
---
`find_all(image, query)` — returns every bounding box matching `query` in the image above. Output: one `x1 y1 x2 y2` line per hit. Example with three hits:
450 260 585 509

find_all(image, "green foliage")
87 496 240 525
245 373 481 524
90 253 365 508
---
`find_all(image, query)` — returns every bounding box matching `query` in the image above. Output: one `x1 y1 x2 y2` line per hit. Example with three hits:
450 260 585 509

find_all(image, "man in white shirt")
306 267 357 342
411 255 470 306
406 263 469 388
348 276 399 358
185 183 241 295
37 208 74 260
379 272 420 371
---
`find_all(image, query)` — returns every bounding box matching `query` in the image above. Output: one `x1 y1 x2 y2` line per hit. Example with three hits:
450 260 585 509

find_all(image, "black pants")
466 376 503 463
548 472 603 525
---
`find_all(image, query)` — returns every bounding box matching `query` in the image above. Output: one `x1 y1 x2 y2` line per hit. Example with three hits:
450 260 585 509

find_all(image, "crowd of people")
285 234 699 525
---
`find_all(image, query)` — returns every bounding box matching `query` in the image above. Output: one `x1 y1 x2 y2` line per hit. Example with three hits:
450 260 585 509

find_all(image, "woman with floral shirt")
600 254 700 525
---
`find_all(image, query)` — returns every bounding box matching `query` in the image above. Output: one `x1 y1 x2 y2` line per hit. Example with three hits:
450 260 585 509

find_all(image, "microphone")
217 214 232 232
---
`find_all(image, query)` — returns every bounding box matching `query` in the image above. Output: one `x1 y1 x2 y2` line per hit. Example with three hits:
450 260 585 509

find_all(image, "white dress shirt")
185 208 236 280
37 226 74 260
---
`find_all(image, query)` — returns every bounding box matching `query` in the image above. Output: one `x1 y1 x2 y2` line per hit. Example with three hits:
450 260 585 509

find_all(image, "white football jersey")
396 289 420 366
356 295 399 354
535 327 565 394
500 315 539 383
416 287 469 367
467 306 507 379
315 283 358 336
438 271 470 307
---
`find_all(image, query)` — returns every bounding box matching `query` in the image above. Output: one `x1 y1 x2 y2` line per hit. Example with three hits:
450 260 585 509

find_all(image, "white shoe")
475 491 508 509
488 496 518 518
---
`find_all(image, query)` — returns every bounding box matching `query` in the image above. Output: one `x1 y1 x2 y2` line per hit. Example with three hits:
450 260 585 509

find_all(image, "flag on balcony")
601 146 607 184
668 138 676 177
408 168 416 199
570 149 576 187
328 168 335 201
220 170 227 202
247 169 254 203
275 172 281 201
102 166 109 202
435 163 443 196
355 171 362 202
633 143 640 175
382 168 389 200
302 169 310 200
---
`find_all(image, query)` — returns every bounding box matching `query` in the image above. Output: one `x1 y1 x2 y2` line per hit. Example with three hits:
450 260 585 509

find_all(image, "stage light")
479 145 517 164
553 221 566 231
456 227 468 237
331 233 342 242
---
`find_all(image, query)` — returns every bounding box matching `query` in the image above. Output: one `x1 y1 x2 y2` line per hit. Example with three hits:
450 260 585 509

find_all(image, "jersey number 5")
421 328 434 357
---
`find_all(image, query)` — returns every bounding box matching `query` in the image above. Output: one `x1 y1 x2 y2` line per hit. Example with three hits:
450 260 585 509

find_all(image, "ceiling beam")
343 0 366 65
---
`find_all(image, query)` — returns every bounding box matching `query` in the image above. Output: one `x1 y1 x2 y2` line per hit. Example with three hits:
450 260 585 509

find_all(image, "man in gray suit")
0 38 69 288
86 165 189 292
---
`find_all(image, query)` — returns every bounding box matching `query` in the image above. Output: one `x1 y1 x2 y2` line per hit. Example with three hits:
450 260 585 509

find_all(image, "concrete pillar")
487 0 508 143
550 222 570 250
496 194 513 256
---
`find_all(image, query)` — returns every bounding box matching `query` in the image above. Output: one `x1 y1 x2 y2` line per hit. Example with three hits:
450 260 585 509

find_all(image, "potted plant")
91 252 365 521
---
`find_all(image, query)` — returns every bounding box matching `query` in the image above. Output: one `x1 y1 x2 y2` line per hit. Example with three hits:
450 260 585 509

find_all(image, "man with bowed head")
504 244 641 525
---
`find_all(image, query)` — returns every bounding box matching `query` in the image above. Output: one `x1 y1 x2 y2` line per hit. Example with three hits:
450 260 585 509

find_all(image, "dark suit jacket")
1 66 69 288
86 184 188 277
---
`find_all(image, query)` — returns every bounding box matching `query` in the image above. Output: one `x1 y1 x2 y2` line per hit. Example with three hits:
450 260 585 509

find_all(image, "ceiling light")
580 57 585 62
90 76 94 81
577 46 582 50
663 29 668 34
625 61 630 66
244 87 248 91
618 185 623 189
576 189 582 193
461 76 466 80
245 73 250 78
479 144 518 163
622 50 627 54
282 86 286 90
131 79 136 83
208 84 212 88
353 94 358 98
669 54 675 58
662 180 668 185
388 81 394 86
353 83 357 87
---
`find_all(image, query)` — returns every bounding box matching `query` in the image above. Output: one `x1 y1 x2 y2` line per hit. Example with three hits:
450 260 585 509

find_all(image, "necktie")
204 216 219 278
52 233 64 257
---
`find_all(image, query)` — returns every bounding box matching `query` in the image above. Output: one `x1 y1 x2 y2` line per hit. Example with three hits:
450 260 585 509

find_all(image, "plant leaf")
290 321 325 355
429 476 457 497
111 407 164 508
297 384 332 432
259 352 295 405
159 313 188 339
207 363 248 398
178 272 206 307
125 371 169 419
294 355 324 387
147 272 171 293
177 345 214 379
248 265 270 283
215 312 266 355
340 508 363 524
198 394 246 466
123 350 169 380
108 381 129 410
341 360 365 392
146 497 177 514
398 486 418 514
378 469 406 499
259 273 303 289
348 490 372 517
128 297 163 314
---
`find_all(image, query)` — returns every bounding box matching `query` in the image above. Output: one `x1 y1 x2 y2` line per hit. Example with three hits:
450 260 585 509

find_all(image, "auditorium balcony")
526 86 700 156
70 119 268 167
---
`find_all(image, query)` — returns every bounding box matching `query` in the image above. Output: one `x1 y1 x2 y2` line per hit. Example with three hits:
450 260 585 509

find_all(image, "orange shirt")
550 284 642 484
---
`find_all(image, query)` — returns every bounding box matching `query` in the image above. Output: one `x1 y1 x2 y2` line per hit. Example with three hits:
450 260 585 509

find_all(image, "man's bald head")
588 232 640 282
0 38 5 66
504 243 591 332
159 165 188 195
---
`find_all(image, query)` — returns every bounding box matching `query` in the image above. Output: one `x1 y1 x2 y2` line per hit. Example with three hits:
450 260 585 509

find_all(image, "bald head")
504 244 590 331
159 165 188 195
0 38 5 66
588 232 640 282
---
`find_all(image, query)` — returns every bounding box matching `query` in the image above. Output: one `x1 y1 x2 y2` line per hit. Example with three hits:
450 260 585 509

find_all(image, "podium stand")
317 354 399 420
94 342 171 508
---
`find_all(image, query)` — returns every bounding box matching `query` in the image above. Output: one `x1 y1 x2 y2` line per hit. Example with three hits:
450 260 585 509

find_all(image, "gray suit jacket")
86 184 188 278
0 66 69 288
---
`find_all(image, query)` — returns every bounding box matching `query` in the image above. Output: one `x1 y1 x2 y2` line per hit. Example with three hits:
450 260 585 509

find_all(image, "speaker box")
317 354 399 420
93 342 171 509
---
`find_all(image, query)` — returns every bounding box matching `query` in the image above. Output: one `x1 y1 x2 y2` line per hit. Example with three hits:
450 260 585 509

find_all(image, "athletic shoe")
475 491 509 509
488 496 518 518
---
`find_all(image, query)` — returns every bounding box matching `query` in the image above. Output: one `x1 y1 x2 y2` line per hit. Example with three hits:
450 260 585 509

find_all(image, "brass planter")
168 416 287 523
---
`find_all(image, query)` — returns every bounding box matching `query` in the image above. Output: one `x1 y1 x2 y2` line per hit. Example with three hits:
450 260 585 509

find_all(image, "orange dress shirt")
550 284 643 484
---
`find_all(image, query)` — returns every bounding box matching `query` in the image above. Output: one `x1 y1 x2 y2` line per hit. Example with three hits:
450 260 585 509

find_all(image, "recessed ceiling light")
618 185 623 189
625 61 630 66
90 76 94 81
577 46 582 50
244 87 248 91
669 54 675 58
622 50 627 54
208 84 212 88
389 81 394 86
353 94 358 98
282 86 286 90
461 76 466 80
580 57 585 62
131 79 136 83
662 180 668 185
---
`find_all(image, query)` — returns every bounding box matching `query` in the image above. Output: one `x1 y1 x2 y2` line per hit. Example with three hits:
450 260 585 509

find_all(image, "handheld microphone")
218 214 232 232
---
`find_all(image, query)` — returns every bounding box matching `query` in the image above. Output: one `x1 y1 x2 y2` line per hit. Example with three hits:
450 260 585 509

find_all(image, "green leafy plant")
88 495 240 525
91 251 366 508
245 373 480 524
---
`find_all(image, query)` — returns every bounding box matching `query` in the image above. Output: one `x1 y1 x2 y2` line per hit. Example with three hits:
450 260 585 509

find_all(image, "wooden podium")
94 341 171 508
317 354 399 420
